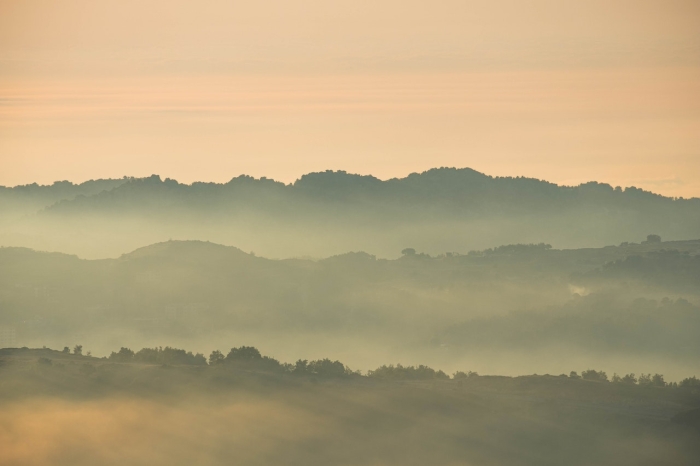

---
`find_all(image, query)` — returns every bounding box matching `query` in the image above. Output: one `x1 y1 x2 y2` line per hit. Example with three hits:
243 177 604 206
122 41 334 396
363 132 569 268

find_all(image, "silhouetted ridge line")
35 167 699 215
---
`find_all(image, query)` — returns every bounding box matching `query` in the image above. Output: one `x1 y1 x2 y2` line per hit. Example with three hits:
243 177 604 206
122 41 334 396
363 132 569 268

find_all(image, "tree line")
92 344 700 388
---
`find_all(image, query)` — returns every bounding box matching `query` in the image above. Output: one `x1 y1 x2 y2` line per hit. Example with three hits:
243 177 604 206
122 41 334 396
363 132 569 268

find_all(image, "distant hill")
0 177 128 223
41 168 700 216
1 168 699 258
1 239 699 373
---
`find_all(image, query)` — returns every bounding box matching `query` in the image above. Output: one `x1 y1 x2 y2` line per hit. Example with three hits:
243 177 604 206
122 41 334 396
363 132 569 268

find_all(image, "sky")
1 0 699 197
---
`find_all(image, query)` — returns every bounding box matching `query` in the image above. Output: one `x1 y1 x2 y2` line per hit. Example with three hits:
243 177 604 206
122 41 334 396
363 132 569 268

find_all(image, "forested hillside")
1 346 699 466
2 238 699 378
2 168 698 258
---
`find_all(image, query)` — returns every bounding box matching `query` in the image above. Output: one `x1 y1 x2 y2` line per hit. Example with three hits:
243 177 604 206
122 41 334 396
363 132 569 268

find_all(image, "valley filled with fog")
2 168 700 465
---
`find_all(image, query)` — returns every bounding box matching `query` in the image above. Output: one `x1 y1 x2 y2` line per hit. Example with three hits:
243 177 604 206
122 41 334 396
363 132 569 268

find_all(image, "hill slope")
1 347 699 466
1 239 699 377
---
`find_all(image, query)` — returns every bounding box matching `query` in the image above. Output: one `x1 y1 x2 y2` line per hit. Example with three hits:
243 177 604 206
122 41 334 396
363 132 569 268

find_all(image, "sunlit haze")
2 0 699 196
2 3 700 465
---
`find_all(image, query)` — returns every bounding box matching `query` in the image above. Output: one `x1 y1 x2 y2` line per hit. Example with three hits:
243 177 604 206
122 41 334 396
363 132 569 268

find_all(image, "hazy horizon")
4 166 700 200
2 2 700 464
2 0 699 197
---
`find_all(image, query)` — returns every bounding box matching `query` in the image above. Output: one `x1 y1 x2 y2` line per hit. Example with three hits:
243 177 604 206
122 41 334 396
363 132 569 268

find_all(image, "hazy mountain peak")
401 166 489 181
120 240 250 261
225 174 286 187
294 170 383 192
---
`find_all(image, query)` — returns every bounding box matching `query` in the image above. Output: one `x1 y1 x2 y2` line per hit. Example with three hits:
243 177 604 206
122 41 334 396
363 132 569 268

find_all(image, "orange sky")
1 0 699 196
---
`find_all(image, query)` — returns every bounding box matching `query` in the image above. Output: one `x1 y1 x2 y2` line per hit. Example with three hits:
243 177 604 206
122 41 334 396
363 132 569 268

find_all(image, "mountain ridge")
3 167 698 215
2 237 699 370
3 167 699 260
31 168 698 219
3 236 699 268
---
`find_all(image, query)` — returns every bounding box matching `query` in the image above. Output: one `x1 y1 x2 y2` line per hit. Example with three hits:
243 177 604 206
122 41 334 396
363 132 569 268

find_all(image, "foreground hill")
1 168 698 258
1 238 699 377
1 347 699 466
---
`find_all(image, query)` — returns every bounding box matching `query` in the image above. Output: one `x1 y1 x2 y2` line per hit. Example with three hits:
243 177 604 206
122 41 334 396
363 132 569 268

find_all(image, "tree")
226 346 262 361
569 371 581 379
679 376 700 388
134 347 159 364
368 363 449 380
73 345 83 356
62 347 70 354
651 373 666 387
401 248 416 256
612 373 637 384
209 350 224 365
581 369 608 382
307 358 346 377
644 234 661 243
132 346 206 365
109 347 134 362
293 359 309 374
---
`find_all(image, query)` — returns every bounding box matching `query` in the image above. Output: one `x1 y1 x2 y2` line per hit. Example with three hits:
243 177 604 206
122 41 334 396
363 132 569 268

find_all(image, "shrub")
581 369 608 382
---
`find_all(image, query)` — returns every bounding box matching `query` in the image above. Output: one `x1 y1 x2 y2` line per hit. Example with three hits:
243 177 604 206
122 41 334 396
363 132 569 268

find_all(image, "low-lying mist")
2 168 699 259
3 168 700 465
1 347 699 466
1 237 699 379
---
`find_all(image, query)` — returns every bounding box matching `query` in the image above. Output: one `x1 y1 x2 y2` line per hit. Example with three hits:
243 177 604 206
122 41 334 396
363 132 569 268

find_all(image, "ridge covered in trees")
80 344 697 387
3 167 699 260
10 168 696 216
